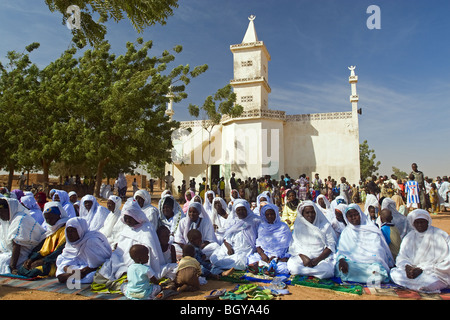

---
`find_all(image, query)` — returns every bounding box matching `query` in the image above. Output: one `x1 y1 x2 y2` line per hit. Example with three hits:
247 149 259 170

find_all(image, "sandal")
234 283 257 294
219 291 247 300
249 289 273 300
204 288 227 300
154 289 179 300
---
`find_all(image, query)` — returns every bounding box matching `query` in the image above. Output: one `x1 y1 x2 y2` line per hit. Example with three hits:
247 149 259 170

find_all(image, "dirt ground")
1 186 449 301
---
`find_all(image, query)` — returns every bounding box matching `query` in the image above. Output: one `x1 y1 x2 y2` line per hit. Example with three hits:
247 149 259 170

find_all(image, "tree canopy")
45 0 179 47
359 140 380 181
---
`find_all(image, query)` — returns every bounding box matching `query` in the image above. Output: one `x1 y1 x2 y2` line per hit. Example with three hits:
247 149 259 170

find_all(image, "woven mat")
0 274 126 300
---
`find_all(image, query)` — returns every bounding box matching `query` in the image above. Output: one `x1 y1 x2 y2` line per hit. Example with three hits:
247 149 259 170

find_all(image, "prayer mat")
364 283 450 300
291 275 364 295
242 272 293 284
0 273 127 300
217 270 250 284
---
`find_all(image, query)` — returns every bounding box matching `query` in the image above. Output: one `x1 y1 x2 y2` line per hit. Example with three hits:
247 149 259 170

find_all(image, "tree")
0 43 40 189
392 167 408 180
70 38 207 197
188 84 243 190
45 0 179 47
15 46 80 190
359 140 380 181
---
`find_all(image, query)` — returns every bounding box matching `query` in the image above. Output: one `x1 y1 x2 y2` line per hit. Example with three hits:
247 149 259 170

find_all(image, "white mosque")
166 16 361 195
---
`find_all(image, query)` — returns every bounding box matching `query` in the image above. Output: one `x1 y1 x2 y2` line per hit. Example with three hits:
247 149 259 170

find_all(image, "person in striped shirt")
405 174 420 211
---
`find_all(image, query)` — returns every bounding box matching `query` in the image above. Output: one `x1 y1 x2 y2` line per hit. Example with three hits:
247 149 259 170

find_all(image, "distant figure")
164 171 174 193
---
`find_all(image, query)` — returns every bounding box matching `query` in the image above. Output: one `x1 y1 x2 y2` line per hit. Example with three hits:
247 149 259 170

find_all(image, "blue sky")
1 0 449 178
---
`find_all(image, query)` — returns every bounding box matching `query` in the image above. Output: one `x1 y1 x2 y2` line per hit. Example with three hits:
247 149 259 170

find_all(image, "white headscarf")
181 201 217 244
56 217 112 275
53 190 76 218
158 194 185 238
289 201 336 258
0 198 45 271
133 189 159 229
257 203 292 257
203 190 215 220
210 197 230 230
380 197 411 238
253 191 273 216
20 195 44 225
42 201 69 236
337 203 394 271
224 199 261 249
395 209 450 287
79 195 109 231
99 195 122 238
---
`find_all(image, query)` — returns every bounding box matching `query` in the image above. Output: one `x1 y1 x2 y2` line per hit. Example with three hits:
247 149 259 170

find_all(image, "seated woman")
158 194 185 244
203 190 215 222
390 209 450 293
92 199 167 292
53 190 76 219
56 217 112 284
281 189 299 231
79 195 110 231
99 195 123 245
335 204 394 284
173 202 218 259
379 197 411 239
227 189 241 212
21 194 45 225
182 190 195 214
0 198 46 274
68 191 80 217
17 202 69 278
134 189 159 231
316 194 332 217
209 199 261 275
248 203 291 276
253 191 273 216
287 201 337 279
210 197 231 244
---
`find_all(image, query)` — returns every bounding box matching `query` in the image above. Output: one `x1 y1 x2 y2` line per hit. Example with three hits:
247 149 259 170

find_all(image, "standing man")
230 172 237 191
410 163 427 210
164 171 175 193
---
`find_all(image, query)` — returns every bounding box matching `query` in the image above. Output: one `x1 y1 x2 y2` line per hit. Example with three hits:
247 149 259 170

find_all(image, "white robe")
79 195 110 231
0 199 46 273
390 209 450 293
287 201 336 279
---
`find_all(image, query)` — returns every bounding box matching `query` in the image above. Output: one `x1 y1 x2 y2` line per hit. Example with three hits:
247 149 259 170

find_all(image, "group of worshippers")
0 185 448 298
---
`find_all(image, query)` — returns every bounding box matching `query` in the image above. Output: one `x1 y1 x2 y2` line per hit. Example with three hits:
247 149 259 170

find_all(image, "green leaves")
0 37 207 192
359 140 381 181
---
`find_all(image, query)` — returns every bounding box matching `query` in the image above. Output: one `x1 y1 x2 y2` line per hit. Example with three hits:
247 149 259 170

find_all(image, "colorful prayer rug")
291 275 364 295
0 273 127 300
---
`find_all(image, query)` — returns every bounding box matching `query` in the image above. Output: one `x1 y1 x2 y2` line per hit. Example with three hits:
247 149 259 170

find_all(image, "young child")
187 229 217 279
379 209 401 260
405 174 420 212
123 244 161 300
429 183 440 215
157 225 177 264
174 244 202 292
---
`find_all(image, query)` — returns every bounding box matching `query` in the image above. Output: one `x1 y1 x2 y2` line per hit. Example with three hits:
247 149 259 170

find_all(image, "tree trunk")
42 159 51 194
94 158 110 197
7 165 14 191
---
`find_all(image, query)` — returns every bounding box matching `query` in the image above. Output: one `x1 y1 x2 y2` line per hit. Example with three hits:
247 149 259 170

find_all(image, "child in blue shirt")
123 244 161 300
380 209 401 261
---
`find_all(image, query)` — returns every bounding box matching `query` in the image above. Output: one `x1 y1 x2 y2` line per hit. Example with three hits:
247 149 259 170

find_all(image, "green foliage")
45 0 179 47
392 167 408 180
359 140 380 181
0 38 207 194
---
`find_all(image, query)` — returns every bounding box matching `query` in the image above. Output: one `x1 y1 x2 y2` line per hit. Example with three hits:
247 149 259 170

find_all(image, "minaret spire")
348 66 359 115
242 15 258 43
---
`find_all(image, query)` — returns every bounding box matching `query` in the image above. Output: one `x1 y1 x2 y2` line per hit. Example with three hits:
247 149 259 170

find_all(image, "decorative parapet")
179 110 354 127
179 120 214 128
230 41 264 50
285 111 353 122
221 108 286 123
230 76 271 92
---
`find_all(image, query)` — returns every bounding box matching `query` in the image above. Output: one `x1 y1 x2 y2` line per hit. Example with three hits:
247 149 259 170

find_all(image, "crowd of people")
0 162 447 300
